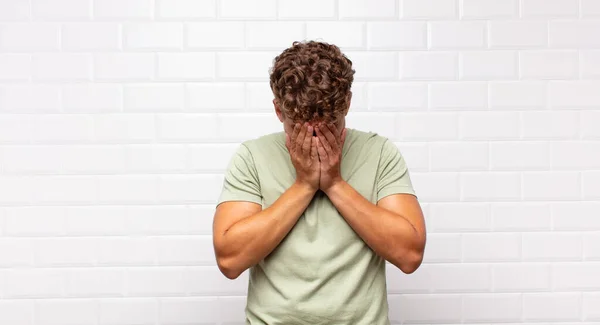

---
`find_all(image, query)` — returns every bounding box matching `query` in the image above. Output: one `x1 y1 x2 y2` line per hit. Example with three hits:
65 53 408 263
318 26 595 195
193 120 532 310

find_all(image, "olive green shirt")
217 128 416 325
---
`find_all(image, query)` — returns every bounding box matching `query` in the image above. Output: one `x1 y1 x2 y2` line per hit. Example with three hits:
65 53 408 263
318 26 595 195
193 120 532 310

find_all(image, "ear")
273 99 284 123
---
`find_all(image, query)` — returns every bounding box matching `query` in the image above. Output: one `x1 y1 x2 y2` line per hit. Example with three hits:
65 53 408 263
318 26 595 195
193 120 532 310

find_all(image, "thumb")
311 136 318 160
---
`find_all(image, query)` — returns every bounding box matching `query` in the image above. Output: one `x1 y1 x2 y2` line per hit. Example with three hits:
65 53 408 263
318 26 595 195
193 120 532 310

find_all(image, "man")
212 41 426 324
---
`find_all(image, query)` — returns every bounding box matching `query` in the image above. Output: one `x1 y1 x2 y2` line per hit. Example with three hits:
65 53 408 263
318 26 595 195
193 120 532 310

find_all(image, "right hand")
286 122 320 192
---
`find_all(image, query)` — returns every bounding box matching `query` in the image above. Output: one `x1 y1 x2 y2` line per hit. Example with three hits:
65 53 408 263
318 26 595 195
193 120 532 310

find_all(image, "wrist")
293 180 319 195
323 178 346 196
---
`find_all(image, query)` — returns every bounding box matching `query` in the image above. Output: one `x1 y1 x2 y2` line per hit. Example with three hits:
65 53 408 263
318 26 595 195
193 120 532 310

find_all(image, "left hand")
315 123 347 192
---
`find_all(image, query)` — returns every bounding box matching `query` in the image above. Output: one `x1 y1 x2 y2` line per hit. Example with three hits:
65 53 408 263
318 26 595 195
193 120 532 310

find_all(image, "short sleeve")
376 139 416 202
217 143 262 206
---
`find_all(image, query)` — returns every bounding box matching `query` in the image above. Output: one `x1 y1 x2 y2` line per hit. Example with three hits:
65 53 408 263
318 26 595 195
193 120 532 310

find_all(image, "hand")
286 122 320 192
315 123 347 192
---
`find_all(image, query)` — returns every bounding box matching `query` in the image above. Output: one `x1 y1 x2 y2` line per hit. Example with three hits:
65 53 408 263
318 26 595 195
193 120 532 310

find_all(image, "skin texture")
212 102 426 279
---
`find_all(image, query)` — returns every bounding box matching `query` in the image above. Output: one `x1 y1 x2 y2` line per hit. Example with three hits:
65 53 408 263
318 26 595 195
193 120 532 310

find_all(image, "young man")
213 41 426 324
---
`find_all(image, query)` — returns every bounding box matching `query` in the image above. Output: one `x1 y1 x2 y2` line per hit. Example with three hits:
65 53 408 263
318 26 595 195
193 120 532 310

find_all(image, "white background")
0 0 599 324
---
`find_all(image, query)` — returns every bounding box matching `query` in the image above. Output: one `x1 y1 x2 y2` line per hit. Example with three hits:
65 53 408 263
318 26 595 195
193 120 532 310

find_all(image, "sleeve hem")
377 186 416 202
217 194 262 206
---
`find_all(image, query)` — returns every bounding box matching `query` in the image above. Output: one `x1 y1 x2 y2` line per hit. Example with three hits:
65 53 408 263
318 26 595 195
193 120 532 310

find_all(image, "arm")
324 183 426 274
213 181 316 279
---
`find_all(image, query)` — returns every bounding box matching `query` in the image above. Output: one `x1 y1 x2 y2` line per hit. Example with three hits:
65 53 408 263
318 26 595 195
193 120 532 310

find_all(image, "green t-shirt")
217 128 416 325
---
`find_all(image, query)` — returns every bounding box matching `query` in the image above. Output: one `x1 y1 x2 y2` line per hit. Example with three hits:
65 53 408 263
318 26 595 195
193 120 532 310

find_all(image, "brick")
0 176 33 204
0 85 61 113
489 81 546 109
306 22 365 49
246 22 304 49
386 263 430 293
521 0 579 17
0 301 33 325
581 111 600 139
4 269 67 298
523 293 581 321
65 206 127 236
523 233 582 261
186 266 248 295
124 84 185 112
246 82 275 111
36 299 97 325
461 0 517 18
187 83 244 111
399 52 457 80
93 114 155 142
94 53 154 80
126 205 192 235
63 84 122 112
550 81 600 108
99 298 158 325
401 0 457 19
156 236 214 265
398 112 459 140
492 203 551 231
32 115 95 143
523 171 580 201
187 22 244 49
519 50 578 79
460 112 519 139
428 203 490 232
339 0 396 18
348 82 368 110
490 141 550 170
394 142 429 172
61 23 120 51
553 262 600 291
2 145 65 174
431 264 491 292
4 207 65 236
0 238 35 267
217 52 277 80
277 0 335 18
59 145 125 174
550 21 600 48
32 0 90 20
188 205 215 235
429 22 486 49
582 0 600 17
367 22 426 50
388 294 461 323
31 176 98 204
159 174 222 204
32 54 91 81
125 143 187 173
430 82 487 109
95 175 158 204
0 115 32 143
581 50 600 79
0 2 30 21
0 54 30 81
462 294 522 322
463 233 521 262
127 267 187 296
584 233 600 260
124 23 183 50
156 0 216 19
421 233 461 263
552 141 600 169
367 82 427 110
157 53 214 81
93 0 153 19
157 113 218 141
489 21 547 48
460 51 517 80
430 142 488 171
521 111 579 139
35 238 97 267
159 297 220 323
583 293 600 320
96 238 156 266
409 172 460 202
583 171 600 199
0 23 59 51
347 52 397 81
492 263 551 291
343 112 395 139
461 172 521 201
219 0 276 18
66 269 125 297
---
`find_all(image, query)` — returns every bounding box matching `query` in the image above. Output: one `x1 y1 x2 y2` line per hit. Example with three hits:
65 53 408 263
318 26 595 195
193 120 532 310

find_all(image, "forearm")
218 182 315 278
324 181 424 273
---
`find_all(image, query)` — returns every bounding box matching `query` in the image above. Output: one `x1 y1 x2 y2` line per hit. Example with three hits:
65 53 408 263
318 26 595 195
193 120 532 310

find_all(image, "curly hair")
269 40 355 123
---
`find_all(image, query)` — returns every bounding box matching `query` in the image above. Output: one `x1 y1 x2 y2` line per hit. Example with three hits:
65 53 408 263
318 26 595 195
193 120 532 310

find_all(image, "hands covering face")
286 122 346 192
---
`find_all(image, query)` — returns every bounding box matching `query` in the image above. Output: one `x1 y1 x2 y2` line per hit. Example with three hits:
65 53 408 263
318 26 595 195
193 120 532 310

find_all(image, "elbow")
394 247 425 275
216 256 244 280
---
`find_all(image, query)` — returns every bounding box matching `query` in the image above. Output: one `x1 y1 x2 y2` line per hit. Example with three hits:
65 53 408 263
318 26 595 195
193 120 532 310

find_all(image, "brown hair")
269 40 355 123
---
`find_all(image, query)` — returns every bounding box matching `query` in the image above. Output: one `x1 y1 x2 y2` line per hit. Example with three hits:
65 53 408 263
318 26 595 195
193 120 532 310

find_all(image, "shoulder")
346 128 397 154
237 131 286 158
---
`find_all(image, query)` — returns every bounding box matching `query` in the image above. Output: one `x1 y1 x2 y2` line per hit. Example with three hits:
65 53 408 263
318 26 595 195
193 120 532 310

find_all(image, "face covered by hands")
314 122 347 192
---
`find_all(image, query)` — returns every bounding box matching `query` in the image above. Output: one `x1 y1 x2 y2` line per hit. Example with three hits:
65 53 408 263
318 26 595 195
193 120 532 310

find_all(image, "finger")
321 123 340 152
341 128 347 148
315 126 332 154
316 137 328 161
285 133 291 150
311 136 318 161
302 125 313 156
296 123 307 151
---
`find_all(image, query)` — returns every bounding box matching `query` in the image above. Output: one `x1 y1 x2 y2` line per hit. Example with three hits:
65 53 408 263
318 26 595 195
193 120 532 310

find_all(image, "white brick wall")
0 0 599 324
